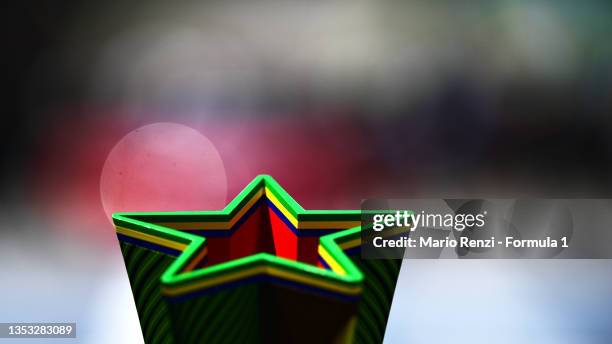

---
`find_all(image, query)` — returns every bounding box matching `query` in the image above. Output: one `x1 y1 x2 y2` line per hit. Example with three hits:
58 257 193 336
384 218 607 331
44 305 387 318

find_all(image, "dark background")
5 1 612 194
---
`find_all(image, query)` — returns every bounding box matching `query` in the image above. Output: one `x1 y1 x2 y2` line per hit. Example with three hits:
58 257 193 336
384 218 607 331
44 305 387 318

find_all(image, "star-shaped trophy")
114 175 401 344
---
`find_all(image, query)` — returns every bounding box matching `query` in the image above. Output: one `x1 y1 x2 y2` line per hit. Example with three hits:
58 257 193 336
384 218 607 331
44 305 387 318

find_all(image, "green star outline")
113 175 365 297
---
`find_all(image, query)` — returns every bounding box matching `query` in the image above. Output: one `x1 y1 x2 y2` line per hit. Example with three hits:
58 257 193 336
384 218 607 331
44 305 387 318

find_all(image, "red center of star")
194 199 323 269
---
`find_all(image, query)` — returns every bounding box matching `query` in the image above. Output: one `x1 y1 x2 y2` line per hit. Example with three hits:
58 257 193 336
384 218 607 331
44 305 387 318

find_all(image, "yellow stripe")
299 221 361 230
265 187 359 230
318 246 346 275
265 187 299 227
155 222 230 230
222 187 264 227
339 238 361 250
183 247 208 272
162 265 361 297
155 188 265 230
116 226 187 251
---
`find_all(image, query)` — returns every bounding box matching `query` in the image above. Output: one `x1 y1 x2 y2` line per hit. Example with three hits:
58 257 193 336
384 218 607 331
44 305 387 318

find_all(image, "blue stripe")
265 199 340 237
318 256 332 270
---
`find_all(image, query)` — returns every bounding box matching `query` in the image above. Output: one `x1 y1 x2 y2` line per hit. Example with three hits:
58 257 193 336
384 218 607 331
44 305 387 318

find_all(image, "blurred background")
2 0 612 343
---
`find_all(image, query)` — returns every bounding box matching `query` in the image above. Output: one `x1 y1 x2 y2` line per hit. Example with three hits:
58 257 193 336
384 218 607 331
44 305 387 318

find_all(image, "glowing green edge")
113 175 364 291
